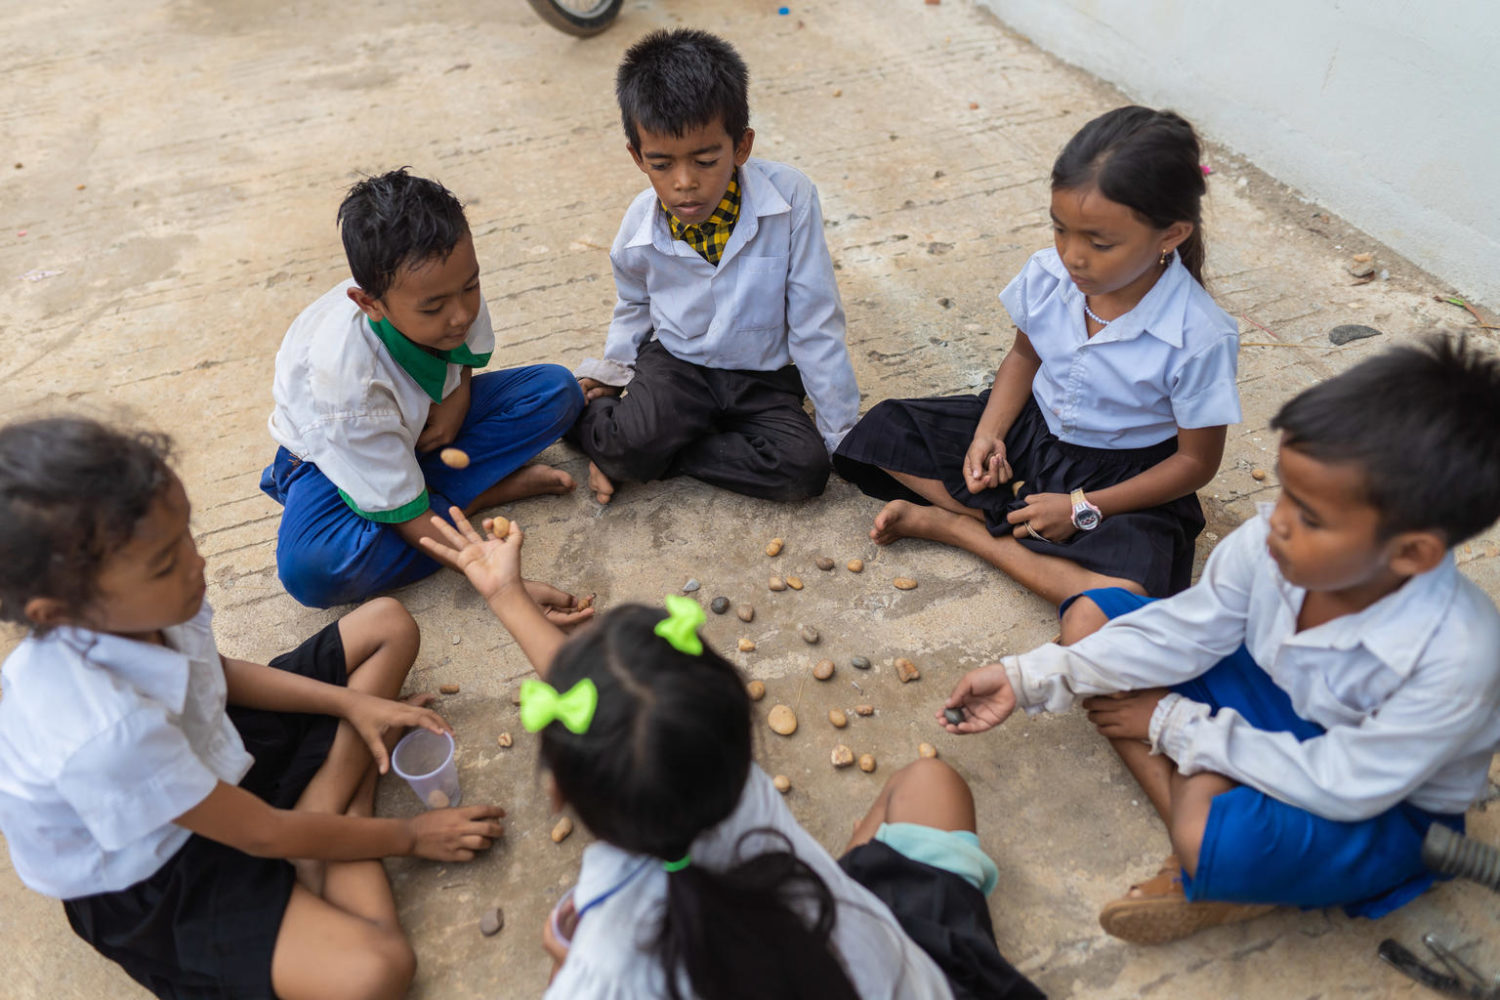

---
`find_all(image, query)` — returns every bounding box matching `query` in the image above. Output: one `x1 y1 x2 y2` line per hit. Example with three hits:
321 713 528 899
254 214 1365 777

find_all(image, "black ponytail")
1052 105 1209 285
541 606 859 1000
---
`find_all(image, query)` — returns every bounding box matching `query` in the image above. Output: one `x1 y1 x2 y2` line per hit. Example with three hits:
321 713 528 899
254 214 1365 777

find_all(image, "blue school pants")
261 365 583 608
1074 587 1464 918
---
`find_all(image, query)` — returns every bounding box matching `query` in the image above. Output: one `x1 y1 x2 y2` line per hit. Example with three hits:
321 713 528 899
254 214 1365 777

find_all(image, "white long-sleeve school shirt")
574 158 859 453
1002 507 1500 821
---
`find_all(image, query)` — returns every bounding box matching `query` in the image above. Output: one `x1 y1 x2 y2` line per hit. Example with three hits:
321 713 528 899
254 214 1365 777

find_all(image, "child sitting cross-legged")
570 28 859 505
0 418 506 1000
939 335 1500 943
421 510 1043 999
263 168 588 611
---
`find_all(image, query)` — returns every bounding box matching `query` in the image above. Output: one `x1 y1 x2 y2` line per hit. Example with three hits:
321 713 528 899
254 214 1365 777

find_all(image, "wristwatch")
1070 489 1102 531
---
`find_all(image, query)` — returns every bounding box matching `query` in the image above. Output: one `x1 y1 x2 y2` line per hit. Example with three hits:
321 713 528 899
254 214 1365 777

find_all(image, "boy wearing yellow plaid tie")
570 28 859 504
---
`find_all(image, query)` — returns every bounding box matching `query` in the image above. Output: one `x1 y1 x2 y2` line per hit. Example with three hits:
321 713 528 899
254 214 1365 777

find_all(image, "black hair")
337 167 469 300
540 605 858 1000
1270 333 1500 544
1051 105 1209 284
0 418 175 632
616 29 750 151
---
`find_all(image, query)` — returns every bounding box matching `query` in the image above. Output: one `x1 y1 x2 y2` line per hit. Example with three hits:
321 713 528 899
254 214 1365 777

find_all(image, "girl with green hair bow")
422 507 1041 1000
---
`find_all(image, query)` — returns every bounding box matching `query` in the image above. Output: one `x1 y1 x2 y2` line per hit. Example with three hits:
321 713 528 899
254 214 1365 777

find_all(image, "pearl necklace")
1083 300 1111 326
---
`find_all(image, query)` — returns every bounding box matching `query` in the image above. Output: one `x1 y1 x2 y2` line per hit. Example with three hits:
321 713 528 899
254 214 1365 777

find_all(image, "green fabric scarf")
368 316 492 402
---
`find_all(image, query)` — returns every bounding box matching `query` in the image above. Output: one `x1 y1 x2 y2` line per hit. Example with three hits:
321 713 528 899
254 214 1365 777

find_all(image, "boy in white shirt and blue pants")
263 170 585 608
571 29 858 504
941 336 1500 943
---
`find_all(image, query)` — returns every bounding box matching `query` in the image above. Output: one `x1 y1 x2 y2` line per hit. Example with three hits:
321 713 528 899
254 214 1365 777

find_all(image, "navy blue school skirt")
840 840 1045 1000
833 391 1204 596
63 622 346 1000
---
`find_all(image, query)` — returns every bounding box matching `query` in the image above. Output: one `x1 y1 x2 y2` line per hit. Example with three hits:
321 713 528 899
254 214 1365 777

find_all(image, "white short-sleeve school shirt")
544 766 954 1000
1000 248 1241 449
574 158 860 453
0 602 252 899
267 280 497 521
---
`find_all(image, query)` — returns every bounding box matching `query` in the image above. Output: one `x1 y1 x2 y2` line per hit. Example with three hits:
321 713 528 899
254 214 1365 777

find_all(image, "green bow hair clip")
519 678 599 734
654 594 706 656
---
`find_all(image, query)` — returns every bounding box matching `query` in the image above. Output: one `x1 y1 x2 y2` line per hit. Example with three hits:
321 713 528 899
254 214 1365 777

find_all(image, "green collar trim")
338 487 431 524
368 316 492 402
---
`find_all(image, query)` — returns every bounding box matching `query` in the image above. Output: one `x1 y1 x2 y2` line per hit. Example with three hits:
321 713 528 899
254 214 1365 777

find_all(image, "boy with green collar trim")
262 169 589 611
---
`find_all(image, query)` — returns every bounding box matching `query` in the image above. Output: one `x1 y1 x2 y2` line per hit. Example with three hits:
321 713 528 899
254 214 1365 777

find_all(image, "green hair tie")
662 854 692 873
654 594 706 656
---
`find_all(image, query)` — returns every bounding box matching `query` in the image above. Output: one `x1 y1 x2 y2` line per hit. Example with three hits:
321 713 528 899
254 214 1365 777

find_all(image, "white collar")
1041 247 1191 348
52 625 191 714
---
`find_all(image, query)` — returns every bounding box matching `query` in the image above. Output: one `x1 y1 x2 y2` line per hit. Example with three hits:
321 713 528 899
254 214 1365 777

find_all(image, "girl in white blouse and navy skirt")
835 106 1241 604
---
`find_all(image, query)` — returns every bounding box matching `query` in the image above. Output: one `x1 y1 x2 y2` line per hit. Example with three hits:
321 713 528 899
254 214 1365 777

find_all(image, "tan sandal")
1098 854 1276 945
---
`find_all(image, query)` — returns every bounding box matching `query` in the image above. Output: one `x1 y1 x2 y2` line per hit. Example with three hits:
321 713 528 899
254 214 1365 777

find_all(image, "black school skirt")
63 622 347 1000
833 392 1204 596
840 840 1045 1000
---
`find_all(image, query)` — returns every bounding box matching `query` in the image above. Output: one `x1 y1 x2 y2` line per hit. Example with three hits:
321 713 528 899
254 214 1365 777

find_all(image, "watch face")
1075 507 1101 531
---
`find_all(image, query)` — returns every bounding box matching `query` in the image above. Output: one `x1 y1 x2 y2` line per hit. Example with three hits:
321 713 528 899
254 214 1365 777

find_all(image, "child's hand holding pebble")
408 805 507 862
937 663 1017 734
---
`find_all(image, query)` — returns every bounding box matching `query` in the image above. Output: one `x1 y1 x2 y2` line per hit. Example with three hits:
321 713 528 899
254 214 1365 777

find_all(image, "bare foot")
587 461 616 505
870 499 954 545
467 464 576 511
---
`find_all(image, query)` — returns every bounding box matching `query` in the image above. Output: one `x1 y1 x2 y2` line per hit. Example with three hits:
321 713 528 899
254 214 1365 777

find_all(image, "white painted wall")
977 0 1500 307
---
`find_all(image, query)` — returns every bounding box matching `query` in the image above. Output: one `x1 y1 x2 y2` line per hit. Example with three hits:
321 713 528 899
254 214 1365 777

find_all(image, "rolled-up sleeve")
57 708 219 851
1169 333 1241 429
784 186 857 452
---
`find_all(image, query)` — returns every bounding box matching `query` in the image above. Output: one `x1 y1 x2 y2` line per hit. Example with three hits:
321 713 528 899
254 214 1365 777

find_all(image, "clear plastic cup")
391 730 462 809
549 886 578 947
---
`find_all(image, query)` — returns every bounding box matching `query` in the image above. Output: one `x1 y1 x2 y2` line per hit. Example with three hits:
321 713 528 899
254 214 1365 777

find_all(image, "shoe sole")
1099 899 1277 945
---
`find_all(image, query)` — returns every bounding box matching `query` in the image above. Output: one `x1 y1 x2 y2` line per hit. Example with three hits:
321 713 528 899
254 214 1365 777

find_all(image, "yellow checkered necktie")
664 173 741 266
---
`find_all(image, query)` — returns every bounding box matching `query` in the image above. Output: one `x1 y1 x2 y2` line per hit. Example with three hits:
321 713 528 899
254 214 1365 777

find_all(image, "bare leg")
1167 771 1237 877
886 471 986 520
1063 597 1176 821
843 758 978 854
270 883 416 1000
465 464 576 513
293 598 421 817
870 500 1144 605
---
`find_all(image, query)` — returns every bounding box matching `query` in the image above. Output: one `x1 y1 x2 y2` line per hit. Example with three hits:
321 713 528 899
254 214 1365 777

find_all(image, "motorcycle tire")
525 0 623 37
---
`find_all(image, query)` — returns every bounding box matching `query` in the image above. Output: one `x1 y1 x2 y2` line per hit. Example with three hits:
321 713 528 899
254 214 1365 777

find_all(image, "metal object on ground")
1378 935 1500 999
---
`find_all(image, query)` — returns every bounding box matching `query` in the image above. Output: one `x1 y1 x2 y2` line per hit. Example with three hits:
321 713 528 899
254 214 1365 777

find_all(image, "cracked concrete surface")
4 1 1499 997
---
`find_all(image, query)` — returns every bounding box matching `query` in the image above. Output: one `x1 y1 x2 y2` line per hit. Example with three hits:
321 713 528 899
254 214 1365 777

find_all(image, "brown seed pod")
551 816 574 843
426 789 451 808
854 704 875 717
893 577 918 591
736 604 755 622
828 708 848 729
918 742 938 759
831 744 855 768
497 732 513 748
746 680 766 701
439 447 471 469
895 658 921 683
858 753 877 773
846 559 864 573
440 683 461 694
768 576 787 592
765 538 784 557
737 638 756 652
786 576 804 591
812 659 835 680
815 557 835 571
773 774 792 793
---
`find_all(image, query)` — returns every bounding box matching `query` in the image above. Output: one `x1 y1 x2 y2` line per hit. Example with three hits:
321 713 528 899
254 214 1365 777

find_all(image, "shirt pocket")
731 255 788 332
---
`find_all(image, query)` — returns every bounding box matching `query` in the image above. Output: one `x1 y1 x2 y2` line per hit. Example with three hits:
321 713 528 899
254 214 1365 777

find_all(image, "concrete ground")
4 0 1500 997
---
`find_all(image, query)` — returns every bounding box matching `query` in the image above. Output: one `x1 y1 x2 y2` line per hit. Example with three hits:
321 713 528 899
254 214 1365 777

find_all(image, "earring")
1160 249 1171 266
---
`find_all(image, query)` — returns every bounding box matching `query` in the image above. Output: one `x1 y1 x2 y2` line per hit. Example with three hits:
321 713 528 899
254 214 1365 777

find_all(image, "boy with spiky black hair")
570 28 859 505
943 334 1500 943
262 168 588 610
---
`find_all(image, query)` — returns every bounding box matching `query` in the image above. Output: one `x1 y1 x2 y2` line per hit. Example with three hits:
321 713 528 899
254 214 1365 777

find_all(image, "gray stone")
710 596 730 614
1328 324 1383 346
682 578 701 593
851 655 871 670
944 707 965 726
